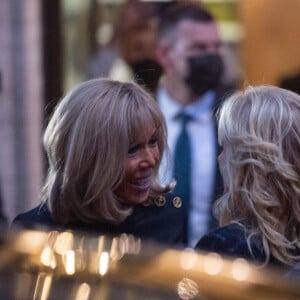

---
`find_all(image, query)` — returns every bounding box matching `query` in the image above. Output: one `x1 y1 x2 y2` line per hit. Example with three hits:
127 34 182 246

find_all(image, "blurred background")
1 0 300 222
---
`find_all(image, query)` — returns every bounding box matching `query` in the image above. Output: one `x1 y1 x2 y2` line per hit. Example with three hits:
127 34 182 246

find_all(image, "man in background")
156 1 236 246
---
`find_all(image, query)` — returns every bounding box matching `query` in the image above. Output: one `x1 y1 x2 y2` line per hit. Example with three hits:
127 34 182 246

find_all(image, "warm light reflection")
14 231 48 254
98 236 105 253
180 248 198 270
63 250 76 275
231 258 250 281
110 237 125 261
40 247 56 269
75 283 91 300
203 253 224 275
46 231 59 247
7 229 300 300
177 278 199 300
132 237 141 254
54 231 74 255
120 233 141 254
33 273 53 300
99 251 109 276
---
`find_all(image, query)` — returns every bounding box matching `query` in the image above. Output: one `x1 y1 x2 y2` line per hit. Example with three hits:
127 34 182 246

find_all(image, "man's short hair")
158 1 215 41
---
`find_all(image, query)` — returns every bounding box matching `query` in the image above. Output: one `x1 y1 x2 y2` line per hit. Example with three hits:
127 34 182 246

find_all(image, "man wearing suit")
156 1 234 247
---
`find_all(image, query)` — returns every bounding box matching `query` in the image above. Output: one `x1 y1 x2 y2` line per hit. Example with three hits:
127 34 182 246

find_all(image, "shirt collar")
157 87 215 121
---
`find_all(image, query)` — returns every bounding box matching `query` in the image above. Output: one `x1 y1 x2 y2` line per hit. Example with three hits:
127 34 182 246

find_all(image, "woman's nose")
140 147 157 168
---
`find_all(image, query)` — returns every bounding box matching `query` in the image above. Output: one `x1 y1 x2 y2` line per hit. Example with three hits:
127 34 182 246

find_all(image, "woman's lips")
130 176 151 192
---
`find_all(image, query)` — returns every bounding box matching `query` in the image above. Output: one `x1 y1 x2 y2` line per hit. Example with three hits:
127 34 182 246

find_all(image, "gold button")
154 195 166 207
172 196 182 208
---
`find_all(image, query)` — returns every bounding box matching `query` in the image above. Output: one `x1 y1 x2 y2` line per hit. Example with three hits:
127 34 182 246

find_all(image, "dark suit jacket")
13 193 187 247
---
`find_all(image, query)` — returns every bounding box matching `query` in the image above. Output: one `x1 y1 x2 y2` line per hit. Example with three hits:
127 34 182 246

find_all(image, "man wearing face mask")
156 1 236 247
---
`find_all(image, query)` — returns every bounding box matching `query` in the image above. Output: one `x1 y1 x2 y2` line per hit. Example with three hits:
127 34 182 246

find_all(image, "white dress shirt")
158 87 217 247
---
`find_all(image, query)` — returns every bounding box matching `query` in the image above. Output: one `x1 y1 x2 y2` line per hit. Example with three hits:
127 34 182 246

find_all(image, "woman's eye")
128 145 139 155
149 137 158 146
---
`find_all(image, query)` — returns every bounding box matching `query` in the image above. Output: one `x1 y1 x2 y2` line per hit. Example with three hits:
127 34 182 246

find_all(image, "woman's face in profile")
114 124 160 205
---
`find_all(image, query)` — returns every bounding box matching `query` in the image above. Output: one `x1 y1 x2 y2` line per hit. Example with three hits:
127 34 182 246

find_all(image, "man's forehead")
177 19 220 40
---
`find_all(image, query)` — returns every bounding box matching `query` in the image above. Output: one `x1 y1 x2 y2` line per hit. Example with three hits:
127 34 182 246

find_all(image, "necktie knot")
175 112 193 125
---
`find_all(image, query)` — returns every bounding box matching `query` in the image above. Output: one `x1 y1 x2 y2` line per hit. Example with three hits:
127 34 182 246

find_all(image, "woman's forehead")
130 121 157 140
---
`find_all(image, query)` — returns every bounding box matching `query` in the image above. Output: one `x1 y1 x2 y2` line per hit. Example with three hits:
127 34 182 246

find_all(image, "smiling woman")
115 126 160 206
12 78 187 247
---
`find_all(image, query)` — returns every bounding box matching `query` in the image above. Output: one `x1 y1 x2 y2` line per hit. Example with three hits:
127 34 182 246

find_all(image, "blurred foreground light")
54 231 74 255
99 251 109 276
75 283 91 300
231 258 250 281
40 247 56 269
177 278 199 300
14 230 48 254
110 237 125 261
180 248 198 270
33 273 53 300
120 233 141 254
203 253 224 275
63 250 76 275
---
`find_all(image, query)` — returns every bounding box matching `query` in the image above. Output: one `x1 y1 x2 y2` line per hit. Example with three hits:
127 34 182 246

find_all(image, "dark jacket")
13 193 187 247
195 223 282 266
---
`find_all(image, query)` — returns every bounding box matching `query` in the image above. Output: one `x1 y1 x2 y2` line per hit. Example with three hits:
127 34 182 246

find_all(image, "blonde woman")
196 86 300 267
14 78 187 246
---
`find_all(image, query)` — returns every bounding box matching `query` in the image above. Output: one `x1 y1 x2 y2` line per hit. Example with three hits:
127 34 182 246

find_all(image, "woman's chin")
126 190 150 205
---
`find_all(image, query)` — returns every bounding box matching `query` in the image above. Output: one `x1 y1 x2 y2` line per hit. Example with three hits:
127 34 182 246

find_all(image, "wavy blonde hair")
42 78 169 225
215 85 300 266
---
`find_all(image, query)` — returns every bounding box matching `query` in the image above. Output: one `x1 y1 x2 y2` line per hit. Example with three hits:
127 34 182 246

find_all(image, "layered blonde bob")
215 85 300 266
42 78 168 225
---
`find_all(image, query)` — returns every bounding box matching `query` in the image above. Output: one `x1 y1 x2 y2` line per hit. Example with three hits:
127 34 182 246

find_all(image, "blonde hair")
42 78 169 225
215 85 300 266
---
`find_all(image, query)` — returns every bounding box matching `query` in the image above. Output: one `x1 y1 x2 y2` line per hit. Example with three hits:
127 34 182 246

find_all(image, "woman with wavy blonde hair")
196 85 300 267
13 78 187 246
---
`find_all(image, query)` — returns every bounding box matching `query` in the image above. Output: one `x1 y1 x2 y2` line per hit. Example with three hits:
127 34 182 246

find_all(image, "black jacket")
13 193 187 247
195 223 300 267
